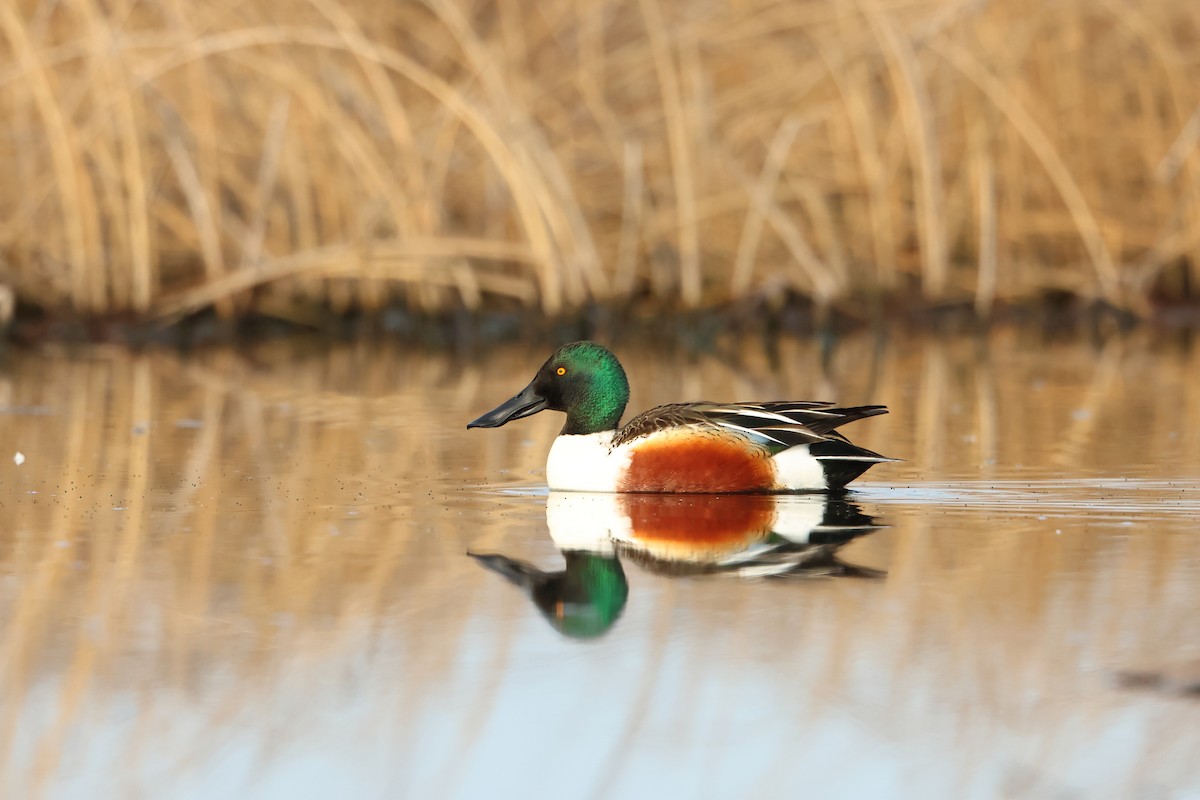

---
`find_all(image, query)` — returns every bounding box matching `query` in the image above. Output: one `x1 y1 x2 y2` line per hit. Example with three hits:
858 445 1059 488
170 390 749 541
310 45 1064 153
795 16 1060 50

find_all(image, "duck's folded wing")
612 403 720 446
613 401 889 451
721 402 889 435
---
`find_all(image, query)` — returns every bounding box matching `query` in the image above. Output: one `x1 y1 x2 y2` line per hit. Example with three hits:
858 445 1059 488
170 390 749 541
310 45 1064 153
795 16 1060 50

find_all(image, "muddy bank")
8 291 1197 351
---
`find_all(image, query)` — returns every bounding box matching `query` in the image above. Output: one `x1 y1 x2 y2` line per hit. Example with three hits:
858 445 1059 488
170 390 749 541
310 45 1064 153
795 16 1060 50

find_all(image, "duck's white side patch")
771 444 827 491
546 432 631 492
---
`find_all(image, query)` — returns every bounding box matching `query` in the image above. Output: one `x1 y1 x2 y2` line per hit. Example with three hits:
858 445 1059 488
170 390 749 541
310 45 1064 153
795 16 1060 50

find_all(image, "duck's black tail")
810 437 898 491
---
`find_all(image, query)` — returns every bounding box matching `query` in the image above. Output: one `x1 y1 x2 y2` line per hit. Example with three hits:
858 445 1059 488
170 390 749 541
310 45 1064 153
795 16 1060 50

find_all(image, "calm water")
1 330 1198 799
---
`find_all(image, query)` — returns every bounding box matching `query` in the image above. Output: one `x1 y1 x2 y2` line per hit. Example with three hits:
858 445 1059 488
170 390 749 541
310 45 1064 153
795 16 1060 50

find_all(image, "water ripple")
853 478 1200 521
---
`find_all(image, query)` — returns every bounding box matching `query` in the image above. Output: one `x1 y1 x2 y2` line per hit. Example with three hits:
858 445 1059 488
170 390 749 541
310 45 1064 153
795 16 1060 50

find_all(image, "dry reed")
1 0 1199 321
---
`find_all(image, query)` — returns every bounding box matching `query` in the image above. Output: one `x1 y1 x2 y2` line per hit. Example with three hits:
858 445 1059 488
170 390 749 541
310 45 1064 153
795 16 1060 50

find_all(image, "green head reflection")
470 550 629 640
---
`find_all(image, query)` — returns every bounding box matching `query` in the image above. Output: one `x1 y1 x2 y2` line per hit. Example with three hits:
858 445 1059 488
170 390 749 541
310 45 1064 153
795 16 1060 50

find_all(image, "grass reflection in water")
0 331 1198 797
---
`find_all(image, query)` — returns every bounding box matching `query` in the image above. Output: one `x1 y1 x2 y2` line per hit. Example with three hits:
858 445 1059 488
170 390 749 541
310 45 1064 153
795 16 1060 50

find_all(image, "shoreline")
4 293 1198 349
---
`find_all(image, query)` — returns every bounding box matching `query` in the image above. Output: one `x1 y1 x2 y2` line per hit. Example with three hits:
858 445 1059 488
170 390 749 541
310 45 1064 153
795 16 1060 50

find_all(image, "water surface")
1 331 1198 798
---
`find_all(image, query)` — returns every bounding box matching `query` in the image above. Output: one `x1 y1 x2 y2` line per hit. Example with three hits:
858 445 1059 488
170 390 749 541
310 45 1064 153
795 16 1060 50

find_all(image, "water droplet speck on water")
13 451 24 465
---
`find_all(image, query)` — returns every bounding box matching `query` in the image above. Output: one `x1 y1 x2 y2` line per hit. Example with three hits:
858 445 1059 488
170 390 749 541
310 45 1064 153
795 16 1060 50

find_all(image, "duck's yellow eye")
556 367 567 376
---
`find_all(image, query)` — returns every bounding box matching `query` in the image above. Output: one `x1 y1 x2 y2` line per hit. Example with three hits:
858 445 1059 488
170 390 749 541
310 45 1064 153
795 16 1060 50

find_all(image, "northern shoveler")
467 341 896 493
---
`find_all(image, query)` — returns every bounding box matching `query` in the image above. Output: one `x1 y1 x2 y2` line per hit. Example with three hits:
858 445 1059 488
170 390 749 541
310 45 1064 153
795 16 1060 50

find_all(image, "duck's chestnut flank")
618 435 775 493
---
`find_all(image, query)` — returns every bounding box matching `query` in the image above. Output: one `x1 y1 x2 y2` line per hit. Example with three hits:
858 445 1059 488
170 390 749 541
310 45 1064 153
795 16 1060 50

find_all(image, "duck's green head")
467 341 629 435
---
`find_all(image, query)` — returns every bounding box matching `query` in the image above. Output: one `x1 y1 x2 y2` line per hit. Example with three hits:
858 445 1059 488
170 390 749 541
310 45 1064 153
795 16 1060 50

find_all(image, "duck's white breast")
546 432 631 491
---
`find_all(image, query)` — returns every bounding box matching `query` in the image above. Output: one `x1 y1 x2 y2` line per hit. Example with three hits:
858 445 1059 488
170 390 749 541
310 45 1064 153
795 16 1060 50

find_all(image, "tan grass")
1 0 1199 319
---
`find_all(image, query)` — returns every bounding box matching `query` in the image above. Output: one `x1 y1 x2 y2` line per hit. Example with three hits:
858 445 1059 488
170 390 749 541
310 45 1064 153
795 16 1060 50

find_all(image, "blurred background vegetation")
2 0 1199 330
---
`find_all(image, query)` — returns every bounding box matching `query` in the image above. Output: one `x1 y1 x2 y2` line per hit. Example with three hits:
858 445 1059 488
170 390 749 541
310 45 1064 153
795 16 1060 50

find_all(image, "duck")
467 341 895 493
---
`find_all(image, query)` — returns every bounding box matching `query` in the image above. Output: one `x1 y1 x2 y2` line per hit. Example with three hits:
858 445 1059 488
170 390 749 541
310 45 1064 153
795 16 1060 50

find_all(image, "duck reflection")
471 492 884 639
469 545 628 641
614 493 885 579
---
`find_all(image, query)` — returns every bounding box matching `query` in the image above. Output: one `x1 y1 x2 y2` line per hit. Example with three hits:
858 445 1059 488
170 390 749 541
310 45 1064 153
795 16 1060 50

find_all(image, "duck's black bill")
467 382 548 429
